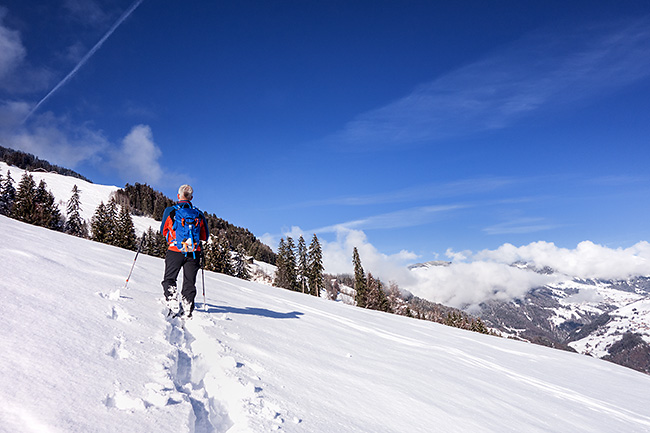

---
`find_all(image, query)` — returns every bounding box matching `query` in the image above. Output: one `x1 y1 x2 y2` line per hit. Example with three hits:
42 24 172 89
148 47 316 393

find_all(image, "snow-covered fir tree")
365 273 392 313
204 232 233 276
64 185 88 238
297 235 308 293
12 172 37 224
285 236 299 291
273 238 287 288
307 234 324 297
141 227 167 258
91 202 112 243
34 179 63 231
114 205 136 250
233 243 251 280
353 247 368 308
274 238 298 290
0 170 16 215
104 197 119 246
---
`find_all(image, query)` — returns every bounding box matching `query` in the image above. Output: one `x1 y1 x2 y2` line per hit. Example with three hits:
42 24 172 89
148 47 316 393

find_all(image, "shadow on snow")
201 303 304 320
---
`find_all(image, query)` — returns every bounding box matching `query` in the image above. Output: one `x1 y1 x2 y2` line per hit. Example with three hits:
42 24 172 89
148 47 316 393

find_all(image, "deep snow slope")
0 161 156 235
1 215 650 433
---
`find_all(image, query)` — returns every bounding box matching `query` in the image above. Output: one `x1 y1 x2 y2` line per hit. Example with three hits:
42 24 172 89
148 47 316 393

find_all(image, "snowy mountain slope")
2 215 650 433
0 161 157 235
569 296 650 357
477 270 650 373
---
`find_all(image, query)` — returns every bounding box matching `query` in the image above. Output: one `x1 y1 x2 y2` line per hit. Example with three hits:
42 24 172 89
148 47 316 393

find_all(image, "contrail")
23 0 145 123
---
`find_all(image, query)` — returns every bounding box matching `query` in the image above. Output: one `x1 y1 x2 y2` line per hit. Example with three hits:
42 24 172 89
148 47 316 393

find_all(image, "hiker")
160 184 209 318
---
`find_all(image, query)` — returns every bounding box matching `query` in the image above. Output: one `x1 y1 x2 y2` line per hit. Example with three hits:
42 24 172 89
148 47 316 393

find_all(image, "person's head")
178 184 193 201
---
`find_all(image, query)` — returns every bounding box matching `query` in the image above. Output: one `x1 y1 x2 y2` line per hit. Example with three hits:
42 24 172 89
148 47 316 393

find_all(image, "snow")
569 298 650 357
2 214 650 433
0 161 159 236
542 277 650 358
1 161 118 225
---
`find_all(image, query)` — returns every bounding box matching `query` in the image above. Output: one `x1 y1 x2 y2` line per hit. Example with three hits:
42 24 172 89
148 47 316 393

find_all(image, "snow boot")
180 297 193 319
165 285 180 316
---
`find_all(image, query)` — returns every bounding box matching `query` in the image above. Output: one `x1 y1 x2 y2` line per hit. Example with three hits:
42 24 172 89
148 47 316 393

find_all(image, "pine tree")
0 170 16 215
274 238 288 288
140 227 153 255
307 234 324 297
12 172 37 224
115 205 136 250
154 229 168 257
105 197 118 246
203 234 217 271
353 247 368 308
91 202 112 243
141 227 167 257
64 185 88 237
233 243 251 280
297 235 308 293
204 233 233 275
471 318 489 334
285 236 298 291
274 237 298 290
219 234 234 275
365 273 392 312
34 179 63 230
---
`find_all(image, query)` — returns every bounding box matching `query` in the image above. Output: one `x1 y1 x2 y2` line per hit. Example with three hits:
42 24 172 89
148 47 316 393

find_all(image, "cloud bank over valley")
310 227 650 310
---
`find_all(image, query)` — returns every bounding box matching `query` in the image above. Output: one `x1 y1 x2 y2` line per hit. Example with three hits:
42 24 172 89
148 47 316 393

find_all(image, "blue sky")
2 0 650 267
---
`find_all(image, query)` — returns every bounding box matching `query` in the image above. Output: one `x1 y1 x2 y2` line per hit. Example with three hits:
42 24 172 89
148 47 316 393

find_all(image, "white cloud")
294 177 515 208
283 226 305 240
482 217 559 235
319 227 418 286
327 18 650 150
0 100 30 129
0 108 109 168
473 240 650 280
0 8 51 93
564 288 603 304
315 204 467 233
64 0 109 26
445 248 469 262
311 226 650 311
409 261 556 311
316 227 551 310
0 4 169 187
259 233 278 253
408 240 650 309
112 124 163 185
0 103 170 186
0 8 26 83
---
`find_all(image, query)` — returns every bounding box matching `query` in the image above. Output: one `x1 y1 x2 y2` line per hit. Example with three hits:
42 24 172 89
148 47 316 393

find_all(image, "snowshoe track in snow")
97 282 298 431
163 311 294 432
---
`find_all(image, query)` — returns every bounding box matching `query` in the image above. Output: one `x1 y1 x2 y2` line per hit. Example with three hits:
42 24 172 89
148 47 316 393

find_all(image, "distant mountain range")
478 266 650 374
408 260 650 374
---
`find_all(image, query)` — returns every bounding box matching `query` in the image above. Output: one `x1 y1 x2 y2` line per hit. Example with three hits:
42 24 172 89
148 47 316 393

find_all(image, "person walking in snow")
160 184 209 318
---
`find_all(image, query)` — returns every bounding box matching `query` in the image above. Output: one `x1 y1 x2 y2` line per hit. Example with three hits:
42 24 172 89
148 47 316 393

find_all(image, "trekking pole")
124 233 145 290
202 265 207 311
201 242 207 311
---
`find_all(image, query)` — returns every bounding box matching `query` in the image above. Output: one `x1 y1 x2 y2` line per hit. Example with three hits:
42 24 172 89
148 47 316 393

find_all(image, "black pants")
161 250 201 313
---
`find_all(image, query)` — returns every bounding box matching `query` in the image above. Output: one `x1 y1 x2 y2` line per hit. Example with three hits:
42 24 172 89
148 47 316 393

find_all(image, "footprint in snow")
107 335 130 359
107 305 133 322
104 388 146 412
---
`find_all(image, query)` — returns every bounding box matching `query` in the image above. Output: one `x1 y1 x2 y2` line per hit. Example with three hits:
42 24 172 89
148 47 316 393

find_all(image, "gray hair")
178 184 193 200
